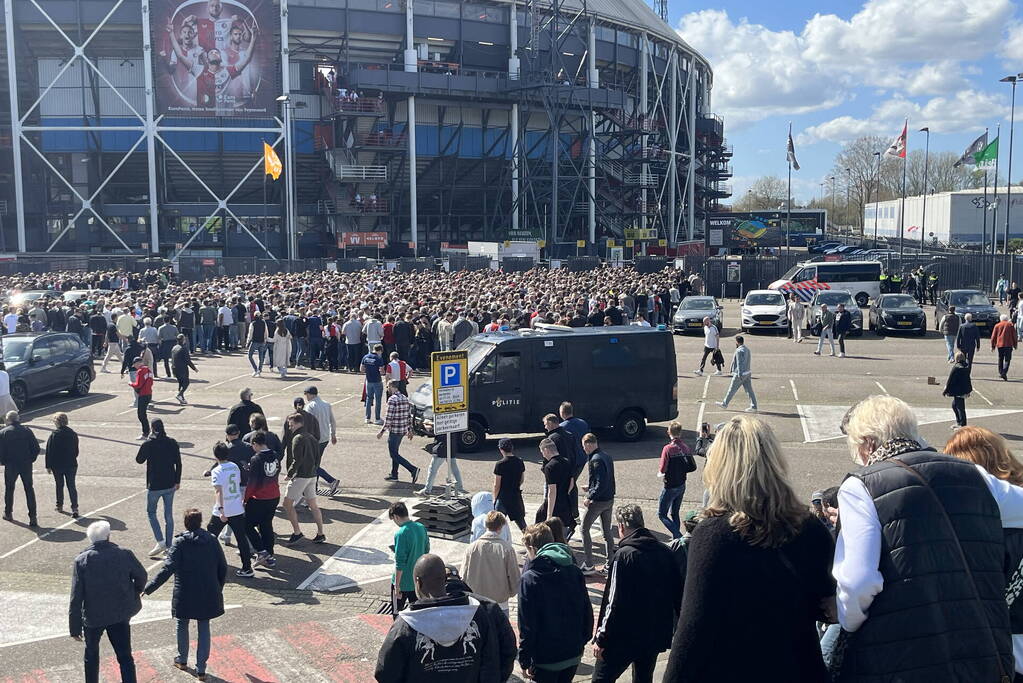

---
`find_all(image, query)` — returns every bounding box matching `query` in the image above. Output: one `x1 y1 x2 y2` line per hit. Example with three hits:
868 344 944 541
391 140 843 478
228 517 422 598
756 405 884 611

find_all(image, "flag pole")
992 123 1001 293
786 123 792 257
263 140 269 260
898 120 908 262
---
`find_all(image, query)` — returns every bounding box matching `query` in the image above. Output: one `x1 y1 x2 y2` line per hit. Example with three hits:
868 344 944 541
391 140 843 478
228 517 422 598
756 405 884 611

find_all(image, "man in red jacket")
991 313 1019 381
129 357 154 439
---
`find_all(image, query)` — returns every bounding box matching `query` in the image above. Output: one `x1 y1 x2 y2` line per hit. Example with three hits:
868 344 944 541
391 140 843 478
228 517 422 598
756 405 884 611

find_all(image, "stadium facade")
0 0 731 260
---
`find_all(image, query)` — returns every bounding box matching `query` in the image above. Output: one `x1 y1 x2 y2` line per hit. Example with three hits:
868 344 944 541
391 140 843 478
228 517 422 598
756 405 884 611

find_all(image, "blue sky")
671 0 1022 202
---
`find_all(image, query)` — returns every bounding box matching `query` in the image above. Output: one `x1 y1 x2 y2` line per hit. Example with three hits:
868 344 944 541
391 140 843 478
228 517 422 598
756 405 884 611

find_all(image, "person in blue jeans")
657 421 694 539
144 508 227 681
306 310 324 370
134 419 182 557
362 343 387 424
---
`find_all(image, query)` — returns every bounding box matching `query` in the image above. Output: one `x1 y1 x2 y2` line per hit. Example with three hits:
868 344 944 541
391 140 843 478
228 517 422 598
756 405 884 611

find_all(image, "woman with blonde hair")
664 415 834 683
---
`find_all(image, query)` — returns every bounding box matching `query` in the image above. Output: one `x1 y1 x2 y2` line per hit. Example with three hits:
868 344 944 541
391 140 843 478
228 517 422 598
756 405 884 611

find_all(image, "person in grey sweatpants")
814 303 837 357
717 336 757 412
579 433 615 573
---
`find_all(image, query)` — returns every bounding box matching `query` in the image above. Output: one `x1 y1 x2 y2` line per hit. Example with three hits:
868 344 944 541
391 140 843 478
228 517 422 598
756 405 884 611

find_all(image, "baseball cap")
811 490 824 502
304 386 318 395
498 438 514 451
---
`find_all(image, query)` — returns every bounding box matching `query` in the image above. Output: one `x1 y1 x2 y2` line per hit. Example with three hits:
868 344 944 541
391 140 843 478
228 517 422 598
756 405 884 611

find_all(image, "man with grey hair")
1 409 40 526
591 504 681 683
956 312 981 368
991 312 1018 381
226 388 263 433
832 394 1023 682
69 520 147 683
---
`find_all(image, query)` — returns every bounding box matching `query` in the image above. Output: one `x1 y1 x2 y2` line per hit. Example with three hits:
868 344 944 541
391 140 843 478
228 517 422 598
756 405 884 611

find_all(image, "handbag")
681 454 697 473
712 348 724 366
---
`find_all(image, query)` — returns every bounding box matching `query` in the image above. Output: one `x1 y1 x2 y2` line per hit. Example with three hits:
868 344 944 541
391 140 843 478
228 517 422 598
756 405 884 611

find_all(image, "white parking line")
0 491 144 560
789 379 800 402
199 372 254 392
874 381 889 394
701 375 710 400
974 388 995 406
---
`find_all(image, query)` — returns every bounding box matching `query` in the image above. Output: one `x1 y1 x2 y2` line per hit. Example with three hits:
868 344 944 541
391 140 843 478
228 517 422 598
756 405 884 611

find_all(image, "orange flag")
263 142 282 180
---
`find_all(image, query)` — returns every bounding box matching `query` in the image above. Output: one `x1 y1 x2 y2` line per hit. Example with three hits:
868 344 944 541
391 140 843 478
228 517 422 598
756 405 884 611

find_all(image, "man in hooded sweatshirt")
469 491 511 543
591 504 682 683
375 553 514 683
518 523 592 682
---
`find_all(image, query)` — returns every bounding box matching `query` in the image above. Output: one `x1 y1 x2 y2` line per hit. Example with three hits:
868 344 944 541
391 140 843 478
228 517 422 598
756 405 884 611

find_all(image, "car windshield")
816 292 853 306
746 293 784 306
950 292 991 307
1 339 32 362
459 339 496 372
680 298 714 310
884 295 918 309
781 265 802 280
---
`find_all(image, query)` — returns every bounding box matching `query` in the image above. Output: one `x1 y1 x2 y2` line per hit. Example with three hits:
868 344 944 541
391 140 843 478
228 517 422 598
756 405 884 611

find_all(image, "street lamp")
873 151 881 244
1002 75 1019 282
919 127 930 252
829 175 837 221
844 167 852 233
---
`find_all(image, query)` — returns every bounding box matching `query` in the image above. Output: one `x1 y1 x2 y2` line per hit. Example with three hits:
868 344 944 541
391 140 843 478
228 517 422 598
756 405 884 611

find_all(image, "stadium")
0 0 731 261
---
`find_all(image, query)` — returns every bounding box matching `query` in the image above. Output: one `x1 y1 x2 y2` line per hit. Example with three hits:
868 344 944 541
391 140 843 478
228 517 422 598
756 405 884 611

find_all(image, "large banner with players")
153 0 276 117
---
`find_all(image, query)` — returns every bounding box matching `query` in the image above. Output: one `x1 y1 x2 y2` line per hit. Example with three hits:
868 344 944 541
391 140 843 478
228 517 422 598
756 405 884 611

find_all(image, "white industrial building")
864 187 1023 245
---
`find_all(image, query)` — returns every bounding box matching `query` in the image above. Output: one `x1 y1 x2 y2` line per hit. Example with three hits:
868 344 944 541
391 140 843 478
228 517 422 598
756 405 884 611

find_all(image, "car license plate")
897 321 912 326
757 321 773 325
976 321 987 326
688 322 701 327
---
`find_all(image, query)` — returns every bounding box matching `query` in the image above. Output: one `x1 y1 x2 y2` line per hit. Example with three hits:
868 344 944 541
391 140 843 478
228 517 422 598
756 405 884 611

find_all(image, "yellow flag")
264 142 282 180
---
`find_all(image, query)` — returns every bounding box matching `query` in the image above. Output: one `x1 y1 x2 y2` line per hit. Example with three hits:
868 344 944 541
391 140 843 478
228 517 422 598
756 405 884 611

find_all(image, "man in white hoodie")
462 511 521 613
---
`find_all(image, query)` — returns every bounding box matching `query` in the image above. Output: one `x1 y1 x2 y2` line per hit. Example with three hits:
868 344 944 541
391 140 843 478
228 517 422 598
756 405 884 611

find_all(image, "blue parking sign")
440 363 461 387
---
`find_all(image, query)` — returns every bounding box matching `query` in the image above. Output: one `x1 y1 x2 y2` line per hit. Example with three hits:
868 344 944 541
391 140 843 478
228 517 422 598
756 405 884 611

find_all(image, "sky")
671 0 1022 203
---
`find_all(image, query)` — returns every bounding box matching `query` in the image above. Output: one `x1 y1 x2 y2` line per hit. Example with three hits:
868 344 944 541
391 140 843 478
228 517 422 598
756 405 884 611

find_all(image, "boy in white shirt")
206 442 253 577
385 351 413 395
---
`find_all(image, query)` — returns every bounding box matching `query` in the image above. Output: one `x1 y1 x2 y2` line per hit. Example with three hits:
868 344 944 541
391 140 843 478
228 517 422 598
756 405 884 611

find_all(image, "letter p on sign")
440 363 460 387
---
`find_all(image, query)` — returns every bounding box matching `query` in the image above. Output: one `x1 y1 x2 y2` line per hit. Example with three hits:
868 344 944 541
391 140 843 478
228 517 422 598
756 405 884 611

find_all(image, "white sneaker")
148 542 166 557
415 487 430 497
365 418 372 424
693 369 703 375
745 406 758 413
374 419 384 425
713 370 723 376
839 353 846 358
715 401 727 408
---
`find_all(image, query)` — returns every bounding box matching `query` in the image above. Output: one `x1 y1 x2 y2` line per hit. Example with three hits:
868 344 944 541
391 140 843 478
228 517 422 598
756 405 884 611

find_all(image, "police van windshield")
459 339 496 372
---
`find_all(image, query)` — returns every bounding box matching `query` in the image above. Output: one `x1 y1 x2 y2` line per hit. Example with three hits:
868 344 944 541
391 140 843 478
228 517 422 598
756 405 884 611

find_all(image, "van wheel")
855 292 869 307
458 420 486 453
614 410 645 442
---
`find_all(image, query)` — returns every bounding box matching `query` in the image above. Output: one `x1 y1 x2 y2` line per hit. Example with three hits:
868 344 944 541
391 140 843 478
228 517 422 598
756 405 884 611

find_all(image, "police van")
770 260 882 307
410 325 678 452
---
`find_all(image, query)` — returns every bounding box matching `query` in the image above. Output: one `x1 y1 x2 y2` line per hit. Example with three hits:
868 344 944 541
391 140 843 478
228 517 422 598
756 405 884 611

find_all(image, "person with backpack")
658 421 696 539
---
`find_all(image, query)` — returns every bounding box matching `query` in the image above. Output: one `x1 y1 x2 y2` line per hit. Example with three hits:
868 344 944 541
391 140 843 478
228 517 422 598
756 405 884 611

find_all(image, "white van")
770 260 881 307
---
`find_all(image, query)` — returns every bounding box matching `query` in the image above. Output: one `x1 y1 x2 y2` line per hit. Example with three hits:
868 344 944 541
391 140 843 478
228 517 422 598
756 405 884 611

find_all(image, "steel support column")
408 95 418 254
4 0 25 251
640 34 649 235
667 52 677 241
587 19 597 245
281 0 296 260
511 103 520 234
687 66 697 241
141 0 159 254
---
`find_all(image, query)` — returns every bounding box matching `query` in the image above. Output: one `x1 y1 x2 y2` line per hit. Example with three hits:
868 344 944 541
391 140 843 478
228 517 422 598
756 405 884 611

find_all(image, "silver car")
672 296 723 334
807 290 863 336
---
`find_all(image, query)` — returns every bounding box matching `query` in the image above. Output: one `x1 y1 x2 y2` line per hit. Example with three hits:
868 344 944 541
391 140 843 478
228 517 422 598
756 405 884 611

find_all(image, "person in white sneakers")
814 304 837 357
205 443 254 577
834 303 852 358
135 420 182 557
716 336 757 413
787 294 805 343
694 317 722 376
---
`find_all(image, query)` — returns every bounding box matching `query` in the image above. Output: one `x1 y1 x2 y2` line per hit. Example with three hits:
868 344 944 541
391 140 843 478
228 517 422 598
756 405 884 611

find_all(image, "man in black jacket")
592 504 681 683
1 410 41 526
393 313 414 363
834 303 852 358
956 312 982 368
226 388 264 432
375 553 513 683
135 419 182 556
70 520 147 683
171 334 197 405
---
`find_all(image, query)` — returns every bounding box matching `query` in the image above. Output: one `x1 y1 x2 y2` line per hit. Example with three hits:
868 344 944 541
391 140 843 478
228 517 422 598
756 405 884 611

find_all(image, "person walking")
518 523 592 682
157 316 179 377
579 433 615 575
384 351 413 396
943 351 973 430
377 380 419 485
1 410 40 526
788 293 805 343
135 419 181 557
270 320 293 378
834 302 852 358
100 313 123 373
559 401 589 526
171 334 197 405
304 385 341 495
657 420 695 540
205 442 254 578
418 431 466 495
492 438 526 531
342 313 363 373
832 395 1023 682
69 520 147 683
992 313 1018 381
664 415 835 683
137 318 160 377
462 510 521 612
389 500 430 615
128 356 153 440
280 413 327 545
592 504 681 683
939 304 961 363
244 431 281 569
245 310 269 376
813 303 837 357
45 412 79 517
537 436 576 538
716 335 757 413
144 508 226 681
362 343 387 424
956 312 981 368
226 388 264 434
998 274 1010 304
693 317 722 375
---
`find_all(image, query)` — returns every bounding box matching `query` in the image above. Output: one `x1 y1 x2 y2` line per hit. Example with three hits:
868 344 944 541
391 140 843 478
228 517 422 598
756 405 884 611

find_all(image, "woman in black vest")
664 415 834 682
943 350 973 428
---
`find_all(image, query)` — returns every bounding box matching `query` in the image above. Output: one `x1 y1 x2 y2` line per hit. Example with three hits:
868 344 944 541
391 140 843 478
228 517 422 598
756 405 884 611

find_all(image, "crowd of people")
3 264 1023 682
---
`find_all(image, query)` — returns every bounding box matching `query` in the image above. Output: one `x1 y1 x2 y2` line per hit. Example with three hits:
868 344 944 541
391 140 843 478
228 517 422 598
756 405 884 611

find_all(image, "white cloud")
797 90 1006 145
678 0 1015 130
1000 22 1023 63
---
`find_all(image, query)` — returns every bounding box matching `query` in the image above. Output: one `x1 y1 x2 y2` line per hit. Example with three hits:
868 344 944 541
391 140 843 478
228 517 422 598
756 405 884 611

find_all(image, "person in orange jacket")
129 356 154 439
991 313 1019 381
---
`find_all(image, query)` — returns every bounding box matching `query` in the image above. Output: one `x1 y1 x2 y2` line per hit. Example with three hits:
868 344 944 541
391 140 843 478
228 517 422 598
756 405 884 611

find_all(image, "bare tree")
733 175 788 211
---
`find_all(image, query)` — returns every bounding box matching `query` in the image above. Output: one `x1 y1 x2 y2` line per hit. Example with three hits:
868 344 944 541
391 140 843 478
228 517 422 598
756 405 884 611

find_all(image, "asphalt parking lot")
1 298 1020 681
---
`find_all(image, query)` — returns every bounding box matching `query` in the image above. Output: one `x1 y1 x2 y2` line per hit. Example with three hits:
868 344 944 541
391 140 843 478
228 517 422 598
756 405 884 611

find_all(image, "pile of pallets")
414 496 471 540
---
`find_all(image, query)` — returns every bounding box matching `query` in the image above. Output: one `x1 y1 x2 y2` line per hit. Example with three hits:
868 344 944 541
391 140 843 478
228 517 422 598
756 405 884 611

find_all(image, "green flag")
975 136 999 168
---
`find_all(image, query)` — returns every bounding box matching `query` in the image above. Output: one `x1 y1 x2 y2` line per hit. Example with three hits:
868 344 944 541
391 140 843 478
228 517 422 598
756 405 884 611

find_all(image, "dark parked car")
807 290 863 336
934 289 1000 334
0 333 95 408
809 241 842 254
672 296 723 334
869 294 927 336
